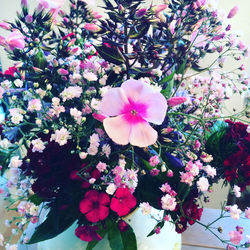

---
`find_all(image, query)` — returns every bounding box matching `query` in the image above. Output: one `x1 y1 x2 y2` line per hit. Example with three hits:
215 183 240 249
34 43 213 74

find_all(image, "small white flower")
79 152 88 159
140 202 152 215
106 183 117 195
83 71 98 82
90 98 100 110
60 86 82 102
9 156 22 168
51 127 71 146
233 185 241 198
31 138 45 153
197 177 209 192
102 144 111 158
229 205 241 220
14 79 23 88
204 165 216 178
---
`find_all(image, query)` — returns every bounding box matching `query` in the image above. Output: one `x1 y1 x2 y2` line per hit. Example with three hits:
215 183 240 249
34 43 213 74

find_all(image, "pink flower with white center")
28 99 42 112
180 172 194 186
197 177 209 192
229 205 241 220
5 31 25 51
161 194 177 211
149 155 160 166
96 161 107 172
233 185 241 198
204 165 216 178
139 202 152 215
31 138 45 153
99 79 167 147
245 207 250 219
51 127 71 146
229 230 243 245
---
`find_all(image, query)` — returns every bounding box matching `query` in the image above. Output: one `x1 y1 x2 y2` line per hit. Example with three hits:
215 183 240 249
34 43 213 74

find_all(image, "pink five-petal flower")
5 31 25 51
99 79 167 147
79 190 110 223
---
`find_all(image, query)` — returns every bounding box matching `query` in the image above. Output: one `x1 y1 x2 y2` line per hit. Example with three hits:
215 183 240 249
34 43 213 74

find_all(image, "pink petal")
79 199 93 214
121 79 154 103
103 115 131 145
100 88 128 116
140 92 167 125
129 122 157 147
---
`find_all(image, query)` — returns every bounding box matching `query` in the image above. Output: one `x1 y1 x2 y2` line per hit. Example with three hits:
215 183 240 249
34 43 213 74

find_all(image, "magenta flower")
99 79 167 147
5 31 25 51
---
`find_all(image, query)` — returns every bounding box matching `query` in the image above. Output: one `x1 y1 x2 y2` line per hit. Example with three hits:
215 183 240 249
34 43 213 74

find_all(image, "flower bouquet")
0 0 249 249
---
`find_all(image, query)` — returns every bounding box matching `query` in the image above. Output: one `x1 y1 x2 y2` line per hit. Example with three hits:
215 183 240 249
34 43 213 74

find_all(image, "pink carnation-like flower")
229 230 243 245
5 31 25 51
161 194 176 211
197 177 209 192
99 79 167 147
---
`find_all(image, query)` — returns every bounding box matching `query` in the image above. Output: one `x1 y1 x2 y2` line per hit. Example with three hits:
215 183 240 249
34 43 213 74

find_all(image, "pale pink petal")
140 92 167 125
121 79 154 102
103 115 131 145
100 88 128 116
129 122 157 147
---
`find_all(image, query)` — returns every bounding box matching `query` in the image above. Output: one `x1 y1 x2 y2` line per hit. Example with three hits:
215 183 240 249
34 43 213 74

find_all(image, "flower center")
130 109 138 116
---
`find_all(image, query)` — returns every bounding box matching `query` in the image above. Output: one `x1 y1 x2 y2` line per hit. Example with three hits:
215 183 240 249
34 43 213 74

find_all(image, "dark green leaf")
160 77 174 98
129 23 150 39
177 59 187 75
107 221 124 250
94 45 125 65
28 206 77 244
121 224 137 250
28 194 44 206
147 221 164 237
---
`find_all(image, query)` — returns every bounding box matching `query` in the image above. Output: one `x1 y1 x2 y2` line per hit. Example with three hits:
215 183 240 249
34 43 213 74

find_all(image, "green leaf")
28 194 44 206
121 224 137 250
159 69 175 85
94 45 125 65
108 221 124 250
107 221 137 250
28 206 77 244
160 77 174 98
147 221 164 237
177 59 187 75
129 23 150 39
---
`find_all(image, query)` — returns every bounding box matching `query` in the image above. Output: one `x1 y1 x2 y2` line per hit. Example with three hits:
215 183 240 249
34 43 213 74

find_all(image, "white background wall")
0 0 249 208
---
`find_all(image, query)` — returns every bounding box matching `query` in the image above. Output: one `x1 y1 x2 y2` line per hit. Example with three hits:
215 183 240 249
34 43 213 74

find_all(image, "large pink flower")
99 79 167 147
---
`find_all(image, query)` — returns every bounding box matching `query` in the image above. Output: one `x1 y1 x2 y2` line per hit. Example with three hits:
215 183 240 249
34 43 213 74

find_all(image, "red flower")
110 187 136 217
226 120 249 142
4 66 18 77
80 190 110 223
75 225 102 242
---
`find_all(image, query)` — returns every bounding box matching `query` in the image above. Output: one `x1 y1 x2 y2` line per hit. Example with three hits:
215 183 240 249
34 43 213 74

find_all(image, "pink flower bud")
83 23 102 33
227 6 239 19
136 8 147 18
57 68 69 75
25 15 33 23
167 96 187 107
21 0 28 7
0 22 11 30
